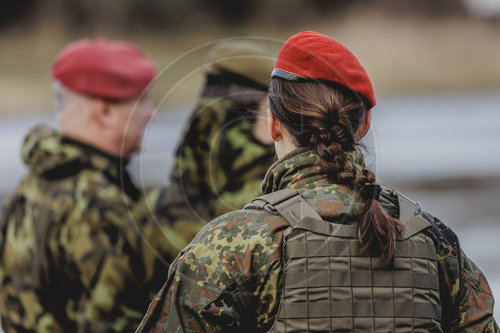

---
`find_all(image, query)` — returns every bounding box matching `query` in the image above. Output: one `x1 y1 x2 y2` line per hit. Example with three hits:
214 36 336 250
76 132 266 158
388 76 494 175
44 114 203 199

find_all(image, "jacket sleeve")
62 195 167 333
426 212 498 333
136 208 287 333
79 189 209 333
450 248 498 332
138 242 244 333
82 242 145 332
98 213 202 332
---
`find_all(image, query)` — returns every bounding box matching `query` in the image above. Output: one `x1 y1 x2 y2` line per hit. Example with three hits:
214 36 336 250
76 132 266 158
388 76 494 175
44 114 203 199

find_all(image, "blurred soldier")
0 39 155 332
137 32 498 332
135 41 276 263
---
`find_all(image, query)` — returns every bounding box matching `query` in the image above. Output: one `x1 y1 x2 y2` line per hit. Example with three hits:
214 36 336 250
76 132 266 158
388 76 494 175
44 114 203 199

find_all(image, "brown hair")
269 77 404 266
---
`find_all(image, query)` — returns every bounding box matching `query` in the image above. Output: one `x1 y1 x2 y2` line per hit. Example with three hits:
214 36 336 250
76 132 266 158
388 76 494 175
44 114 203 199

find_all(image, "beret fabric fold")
53 39 155 101
272 31 376 109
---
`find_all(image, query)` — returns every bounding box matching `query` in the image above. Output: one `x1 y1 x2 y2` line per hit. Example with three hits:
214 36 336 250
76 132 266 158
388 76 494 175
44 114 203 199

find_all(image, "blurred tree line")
0 0 469 33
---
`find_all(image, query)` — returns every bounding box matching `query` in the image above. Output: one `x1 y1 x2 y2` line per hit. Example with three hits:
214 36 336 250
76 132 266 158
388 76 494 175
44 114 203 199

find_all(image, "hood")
22 125 86 177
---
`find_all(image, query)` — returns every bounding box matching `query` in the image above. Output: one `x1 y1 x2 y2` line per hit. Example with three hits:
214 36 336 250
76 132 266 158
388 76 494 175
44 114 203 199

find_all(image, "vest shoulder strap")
382 187 432 240
244 188 322 226
245 187 432 238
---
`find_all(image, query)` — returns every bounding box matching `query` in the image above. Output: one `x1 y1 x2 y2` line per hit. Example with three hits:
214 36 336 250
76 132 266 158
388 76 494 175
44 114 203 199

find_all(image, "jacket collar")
261 149 367 223
262 149 365 194
22 124 139 201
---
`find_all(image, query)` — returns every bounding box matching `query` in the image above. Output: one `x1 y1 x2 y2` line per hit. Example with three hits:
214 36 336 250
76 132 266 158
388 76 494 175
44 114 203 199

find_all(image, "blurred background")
1 0 499 320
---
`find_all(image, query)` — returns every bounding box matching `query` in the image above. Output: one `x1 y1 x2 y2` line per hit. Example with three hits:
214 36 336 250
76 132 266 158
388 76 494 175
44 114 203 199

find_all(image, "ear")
90 98 112 129
266 108 283 142
356 109 372 141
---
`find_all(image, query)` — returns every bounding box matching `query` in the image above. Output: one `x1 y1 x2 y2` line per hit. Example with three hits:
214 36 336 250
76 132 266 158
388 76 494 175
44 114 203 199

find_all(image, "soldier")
137 32 498 332
135 41 276 262
0 39 156 332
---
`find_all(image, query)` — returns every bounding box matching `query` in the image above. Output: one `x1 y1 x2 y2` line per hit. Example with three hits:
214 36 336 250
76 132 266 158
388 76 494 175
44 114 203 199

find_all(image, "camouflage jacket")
0 125 157 332
134 78 275 266
170 95 275 218
137 150 498 333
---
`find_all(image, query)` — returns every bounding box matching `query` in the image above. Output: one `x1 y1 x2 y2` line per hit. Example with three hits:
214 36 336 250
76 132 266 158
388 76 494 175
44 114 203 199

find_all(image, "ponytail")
269 77 404 266
357 173 404 267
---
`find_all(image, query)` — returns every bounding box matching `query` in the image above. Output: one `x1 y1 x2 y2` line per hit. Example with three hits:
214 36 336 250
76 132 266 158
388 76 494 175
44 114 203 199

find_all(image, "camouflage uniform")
0 125 159 332
135 70 276 265
137 150 498 333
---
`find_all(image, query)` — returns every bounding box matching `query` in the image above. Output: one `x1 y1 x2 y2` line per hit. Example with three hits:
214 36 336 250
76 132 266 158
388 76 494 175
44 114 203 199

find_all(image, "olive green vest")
246 188 442 332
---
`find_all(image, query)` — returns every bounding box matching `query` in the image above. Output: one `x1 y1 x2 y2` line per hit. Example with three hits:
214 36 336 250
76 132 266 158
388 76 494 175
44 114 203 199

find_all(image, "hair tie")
362 184 382 201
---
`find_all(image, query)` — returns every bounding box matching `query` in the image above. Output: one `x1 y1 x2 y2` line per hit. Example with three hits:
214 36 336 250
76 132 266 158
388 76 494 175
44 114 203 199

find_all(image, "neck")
59 130 126 159
275 136 298 159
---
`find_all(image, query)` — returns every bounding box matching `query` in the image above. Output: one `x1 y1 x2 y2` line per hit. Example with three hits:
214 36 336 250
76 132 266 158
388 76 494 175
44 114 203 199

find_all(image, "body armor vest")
246 188 442 332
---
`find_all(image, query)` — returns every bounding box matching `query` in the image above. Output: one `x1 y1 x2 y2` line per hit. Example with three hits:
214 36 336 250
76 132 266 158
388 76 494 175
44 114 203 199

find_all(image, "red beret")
272 31 376 109
52 39 155 101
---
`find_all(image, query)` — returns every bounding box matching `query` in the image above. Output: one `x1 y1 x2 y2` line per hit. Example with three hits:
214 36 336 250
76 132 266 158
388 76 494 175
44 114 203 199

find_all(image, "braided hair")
269 77 404 266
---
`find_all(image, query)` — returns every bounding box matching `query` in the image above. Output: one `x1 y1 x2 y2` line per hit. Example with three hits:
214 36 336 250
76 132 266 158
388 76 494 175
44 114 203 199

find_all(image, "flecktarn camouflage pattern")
0 125 162 332
137 150 498 332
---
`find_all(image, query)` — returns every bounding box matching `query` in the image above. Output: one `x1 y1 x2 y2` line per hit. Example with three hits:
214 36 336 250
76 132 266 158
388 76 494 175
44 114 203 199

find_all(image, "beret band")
271 68 305 81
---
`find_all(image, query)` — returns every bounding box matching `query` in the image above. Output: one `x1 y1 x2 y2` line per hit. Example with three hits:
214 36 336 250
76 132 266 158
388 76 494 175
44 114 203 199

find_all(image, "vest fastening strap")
286 237 437 260
284 270 440 290
278 301 441 320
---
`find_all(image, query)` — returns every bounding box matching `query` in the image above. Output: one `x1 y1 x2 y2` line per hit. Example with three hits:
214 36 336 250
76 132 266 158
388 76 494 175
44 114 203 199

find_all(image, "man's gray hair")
53 80 65 116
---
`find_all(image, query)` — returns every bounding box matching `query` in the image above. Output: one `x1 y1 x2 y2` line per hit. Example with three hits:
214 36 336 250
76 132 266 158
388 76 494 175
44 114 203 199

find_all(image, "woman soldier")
137 32 497 332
